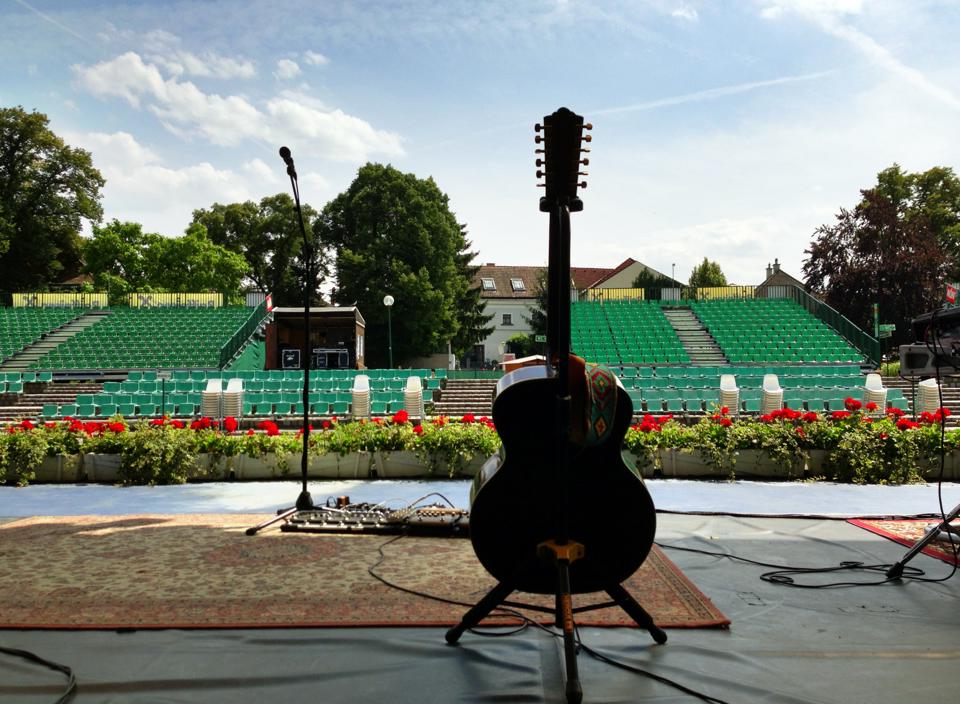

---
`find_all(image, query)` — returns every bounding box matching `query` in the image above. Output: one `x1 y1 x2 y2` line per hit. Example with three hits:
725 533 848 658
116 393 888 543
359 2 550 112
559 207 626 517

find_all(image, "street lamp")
671 263 676 283
383 295 394 368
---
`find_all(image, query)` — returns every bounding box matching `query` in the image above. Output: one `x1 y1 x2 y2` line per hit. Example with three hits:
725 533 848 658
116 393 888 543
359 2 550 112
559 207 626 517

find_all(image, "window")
510 278 525 292
502 313 513 326
481 278 496 291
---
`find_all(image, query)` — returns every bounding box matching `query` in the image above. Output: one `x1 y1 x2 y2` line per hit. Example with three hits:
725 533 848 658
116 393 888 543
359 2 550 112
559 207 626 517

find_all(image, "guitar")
468 108 657 595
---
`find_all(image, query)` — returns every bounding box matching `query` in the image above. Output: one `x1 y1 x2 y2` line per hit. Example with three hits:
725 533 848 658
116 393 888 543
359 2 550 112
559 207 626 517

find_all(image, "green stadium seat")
41 404 59 419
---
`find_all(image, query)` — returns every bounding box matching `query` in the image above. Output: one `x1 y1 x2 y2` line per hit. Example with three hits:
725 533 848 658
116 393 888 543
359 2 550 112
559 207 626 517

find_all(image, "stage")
2 480 959 703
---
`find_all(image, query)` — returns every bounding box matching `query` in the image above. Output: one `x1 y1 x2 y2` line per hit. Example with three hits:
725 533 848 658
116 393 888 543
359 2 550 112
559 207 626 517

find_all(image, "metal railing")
785 286 881 365
219 298 269 369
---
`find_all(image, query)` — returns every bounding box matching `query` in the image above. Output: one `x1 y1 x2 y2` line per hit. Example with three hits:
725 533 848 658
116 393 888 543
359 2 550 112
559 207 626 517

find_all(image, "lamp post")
383 295 394 368
671 263 676 283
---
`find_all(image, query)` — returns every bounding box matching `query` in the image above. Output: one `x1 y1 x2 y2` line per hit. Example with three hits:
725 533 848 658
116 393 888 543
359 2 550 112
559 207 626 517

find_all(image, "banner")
946 283 957 304
12 293 107 308
126 292 222 307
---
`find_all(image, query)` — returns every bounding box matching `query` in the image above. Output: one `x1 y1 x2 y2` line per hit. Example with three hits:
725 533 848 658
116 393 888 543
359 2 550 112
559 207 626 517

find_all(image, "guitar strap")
567 355 617 448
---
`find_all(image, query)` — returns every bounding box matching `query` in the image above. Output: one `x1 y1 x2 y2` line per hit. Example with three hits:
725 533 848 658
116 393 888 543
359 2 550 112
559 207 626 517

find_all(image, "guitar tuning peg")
536 158 544 167
535 123 543 132
582 134 592 142
583 123 593 130
535 148 545 154
579 148 590 154
580 158 589 166
536 183 546 188
536 170 545 178
535 135 544 143
578 181 588 189
578 171 589 177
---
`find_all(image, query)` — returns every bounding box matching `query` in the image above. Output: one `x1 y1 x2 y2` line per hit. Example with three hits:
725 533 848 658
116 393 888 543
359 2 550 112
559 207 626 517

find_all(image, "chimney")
773 258 780 274
765 262 772 279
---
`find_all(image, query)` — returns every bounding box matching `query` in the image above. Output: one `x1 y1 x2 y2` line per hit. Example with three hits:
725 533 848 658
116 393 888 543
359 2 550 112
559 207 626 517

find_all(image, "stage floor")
3 480 959 703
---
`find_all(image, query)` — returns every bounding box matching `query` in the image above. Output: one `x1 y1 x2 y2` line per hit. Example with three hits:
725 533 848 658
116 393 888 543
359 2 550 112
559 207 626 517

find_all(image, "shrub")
119 426 197 485
2 428 48 486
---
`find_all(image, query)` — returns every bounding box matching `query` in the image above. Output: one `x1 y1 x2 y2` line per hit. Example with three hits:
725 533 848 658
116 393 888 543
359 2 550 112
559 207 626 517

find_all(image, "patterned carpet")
848 518 960 566
0 514 728 630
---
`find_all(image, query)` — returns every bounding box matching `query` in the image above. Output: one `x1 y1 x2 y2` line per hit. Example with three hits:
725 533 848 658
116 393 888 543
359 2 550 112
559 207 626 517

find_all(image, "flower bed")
2 401 957 487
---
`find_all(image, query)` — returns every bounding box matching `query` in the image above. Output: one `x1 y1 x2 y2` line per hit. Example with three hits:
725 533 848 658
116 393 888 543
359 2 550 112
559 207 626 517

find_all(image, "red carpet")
0 514 728 630
848 517 960 566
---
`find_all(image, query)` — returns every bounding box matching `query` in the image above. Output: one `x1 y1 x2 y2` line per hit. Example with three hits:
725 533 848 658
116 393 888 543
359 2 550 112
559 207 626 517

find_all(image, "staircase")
662 307 727 365
432 379 497 417
882 376 960 425
0 381 105 423
0 310 111 371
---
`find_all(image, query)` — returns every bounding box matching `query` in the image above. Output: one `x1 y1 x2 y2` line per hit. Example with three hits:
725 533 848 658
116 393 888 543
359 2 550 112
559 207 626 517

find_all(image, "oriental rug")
848 518 960 567
0 514 728 630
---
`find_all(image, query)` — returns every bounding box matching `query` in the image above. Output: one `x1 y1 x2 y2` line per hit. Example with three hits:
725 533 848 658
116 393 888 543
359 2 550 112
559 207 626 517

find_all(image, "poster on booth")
947 283 958 304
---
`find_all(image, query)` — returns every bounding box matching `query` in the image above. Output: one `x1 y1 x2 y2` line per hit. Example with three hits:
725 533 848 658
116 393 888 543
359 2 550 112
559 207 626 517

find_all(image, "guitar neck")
546 204 572 368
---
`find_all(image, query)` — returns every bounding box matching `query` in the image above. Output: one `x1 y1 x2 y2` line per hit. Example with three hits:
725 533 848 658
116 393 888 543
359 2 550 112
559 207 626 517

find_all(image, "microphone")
279 146 296 177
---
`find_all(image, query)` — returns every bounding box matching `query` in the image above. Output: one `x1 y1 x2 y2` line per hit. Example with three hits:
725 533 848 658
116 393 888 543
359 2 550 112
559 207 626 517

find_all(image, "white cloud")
756 0 960 111
73 52 403 158
274 58 301 80
303 50 330 66
671 6 698 22
242 158 280 184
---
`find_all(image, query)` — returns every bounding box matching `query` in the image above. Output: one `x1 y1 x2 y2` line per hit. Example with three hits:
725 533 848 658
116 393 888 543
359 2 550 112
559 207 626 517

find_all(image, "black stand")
886 501 960 578
445 539 667 704
246 146 315 536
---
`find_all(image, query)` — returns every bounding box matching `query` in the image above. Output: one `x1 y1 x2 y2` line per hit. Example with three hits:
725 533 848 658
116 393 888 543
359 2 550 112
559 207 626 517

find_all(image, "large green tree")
316 163 485 367
688 257 727 288
0 106 104 290
449 226 494 358
83 220 249 303
191 194 324 305
803 164 960 346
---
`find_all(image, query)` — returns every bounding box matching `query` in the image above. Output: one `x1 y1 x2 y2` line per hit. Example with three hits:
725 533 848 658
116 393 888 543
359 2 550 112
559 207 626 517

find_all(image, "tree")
631 267 675 300
525 267 549 338
191 193 324 305
449 226 494 359
803 164 960 346
83 220 250 303
0 107 104 290
82 219 162 300
688 258 727 288
316 163 483 367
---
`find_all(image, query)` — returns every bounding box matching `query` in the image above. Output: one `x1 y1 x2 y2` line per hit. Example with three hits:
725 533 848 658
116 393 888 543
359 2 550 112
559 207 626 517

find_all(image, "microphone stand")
246 145 315 535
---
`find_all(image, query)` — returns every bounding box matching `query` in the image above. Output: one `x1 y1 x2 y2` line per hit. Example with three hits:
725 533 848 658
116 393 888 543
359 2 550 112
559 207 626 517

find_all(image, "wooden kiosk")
264 306 366 370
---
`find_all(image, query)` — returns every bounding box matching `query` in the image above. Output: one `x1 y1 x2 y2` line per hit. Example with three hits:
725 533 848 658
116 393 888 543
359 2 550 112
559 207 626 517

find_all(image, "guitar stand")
445 539 667 704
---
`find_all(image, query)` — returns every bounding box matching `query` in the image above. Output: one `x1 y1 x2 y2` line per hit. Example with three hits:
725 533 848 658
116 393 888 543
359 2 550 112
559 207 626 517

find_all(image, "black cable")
0 645 77 703
368 532 734 702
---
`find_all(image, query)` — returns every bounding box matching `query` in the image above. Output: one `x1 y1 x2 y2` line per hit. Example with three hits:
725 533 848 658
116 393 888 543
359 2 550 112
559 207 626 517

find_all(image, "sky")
2 0 959 286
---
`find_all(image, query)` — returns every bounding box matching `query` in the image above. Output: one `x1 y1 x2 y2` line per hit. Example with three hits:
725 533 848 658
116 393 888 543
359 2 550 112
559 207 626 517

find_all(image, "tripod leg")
886 501 960 578
605 583 668 645
445 579 515 644
245 506 298 536
555 559 583 704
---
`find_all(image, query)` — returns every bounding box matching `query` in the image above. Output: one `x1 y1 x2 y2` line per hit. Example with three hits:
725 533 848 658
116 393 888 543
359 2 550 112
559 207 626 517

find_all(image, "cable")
368 532 733 702
0 645 77 703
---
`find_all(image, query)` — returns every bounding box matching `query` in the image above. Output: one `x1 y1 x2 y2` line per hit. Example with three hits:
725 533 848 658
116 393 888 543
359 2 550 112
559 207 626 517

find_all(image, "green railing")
785 287 880 366
575 286 759 303
219 298 269 369
447 370 504 379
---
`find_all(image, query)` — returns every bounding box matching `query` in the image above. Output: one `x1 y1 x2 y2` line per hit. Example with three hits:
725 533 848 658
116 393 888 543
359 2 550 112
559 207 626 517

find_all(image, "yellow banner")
126 292 222 307
584 288 646 301
12 293 108 307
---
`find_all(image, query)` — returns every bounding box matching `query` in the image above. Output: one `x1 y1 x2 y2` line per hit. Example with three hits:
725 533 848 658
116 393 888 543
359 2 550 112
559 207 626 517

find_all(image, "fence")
785 286 881 365
219 298 270 368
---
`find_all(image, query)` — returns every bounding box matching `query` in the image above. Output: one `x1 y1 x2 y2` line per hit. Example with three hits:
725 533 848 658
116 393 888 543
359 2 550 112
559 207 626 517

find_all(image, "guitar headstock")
536 107 591 213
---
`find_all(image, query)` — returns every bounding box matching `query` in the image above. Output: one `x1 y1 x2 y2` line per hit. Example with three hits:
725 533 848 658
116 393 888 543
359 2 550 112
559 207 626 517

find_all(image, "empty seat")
719 374 739 415
761 374 783 415
200 378 223 418
351 374 371 420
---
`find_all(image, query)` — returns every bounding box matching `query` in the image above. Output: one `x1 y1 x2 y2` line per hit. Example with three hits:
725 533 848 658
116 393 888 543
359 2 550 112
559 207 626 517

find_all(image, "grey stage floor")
2 480 959 703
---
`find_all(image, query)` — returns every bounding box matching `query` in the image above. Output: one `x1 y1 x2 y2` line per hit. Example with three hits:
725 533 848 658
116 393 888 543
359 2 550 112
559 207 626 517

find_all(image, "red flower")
802 412 819 423
44 422 57 429
413 424 424 435
865 402 878 412
720 406 729 415
171 419 185 429
897 418 919 431
295 424 314 438
150 417 166 426
718 417 732 427
831 410 852 420
795 426 806 437
247 428 255 436
322 420 332 430
886 407 906 418
461 413 475 424
393 409 410 424
20 419 35 430
432 416 448 427
107 422 125 433
223 416 238 433
844 397 862 412
257 420 279 436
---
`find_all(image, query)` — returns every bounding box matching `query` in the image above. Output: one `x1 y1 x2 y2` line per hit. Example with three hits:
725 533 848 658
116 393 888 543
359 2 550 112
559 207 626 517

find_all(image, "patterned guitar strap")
567 355 618 448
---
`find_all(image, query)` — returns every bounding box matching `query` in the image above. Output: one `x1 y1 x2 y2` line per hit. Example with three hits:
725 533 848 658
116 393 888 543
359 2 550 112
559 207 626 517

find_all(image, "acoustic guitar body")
469 366 656 595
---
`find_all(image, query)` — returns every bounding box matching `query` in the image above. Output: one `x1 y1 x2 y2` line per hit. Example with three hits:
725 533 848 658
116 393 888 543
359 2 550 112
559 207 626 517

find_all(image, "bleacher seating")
690 299 863 364
615 365 903 415
0 307 82 361
571 300 689 365
38 368 442 420
28 307 253 370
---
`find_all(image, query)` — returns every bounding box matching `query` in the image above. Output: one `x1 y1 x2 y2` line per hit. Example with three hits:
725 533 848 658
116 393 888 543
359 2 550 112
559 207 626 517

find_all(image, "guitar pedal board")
280 502 470 537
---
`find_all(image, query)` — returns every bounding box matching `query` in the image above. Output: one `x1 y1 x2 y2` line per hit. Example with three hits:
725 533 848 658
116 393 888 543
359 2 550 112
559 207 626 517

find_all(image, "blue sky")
3 0 959 285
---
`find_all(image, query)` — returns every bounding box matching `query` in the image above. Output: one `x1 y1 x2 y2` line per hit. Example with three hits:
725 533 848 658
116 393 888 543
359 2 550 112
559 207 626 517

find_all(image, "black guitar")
468 107 657 595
